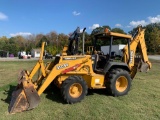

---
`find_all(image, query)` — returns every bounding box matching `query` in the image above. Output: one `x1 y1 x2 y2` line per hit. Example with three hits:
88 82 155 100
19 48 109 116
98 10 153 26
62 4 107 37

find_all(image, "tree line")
0 23 160 57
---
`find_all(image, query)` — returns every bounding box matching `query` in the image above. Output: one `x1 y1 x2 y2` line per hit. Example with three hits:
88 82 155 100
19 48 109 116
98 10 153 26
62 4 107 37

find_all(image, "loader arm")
37 56 89 95
9 44 90 114
8 42 47 114
122 26 151 78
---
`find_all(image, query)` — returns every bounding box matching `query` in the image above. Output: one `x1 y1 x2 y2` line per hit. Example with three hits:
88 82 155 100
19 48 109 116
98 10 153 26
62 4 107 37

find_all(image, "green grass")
0 60 160 120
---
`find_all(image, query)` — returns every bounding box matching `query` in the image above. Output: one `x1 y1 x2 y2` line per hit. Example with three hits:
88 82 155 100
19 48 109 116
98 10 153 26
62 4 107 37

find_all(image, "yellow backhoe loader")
8 25 151 114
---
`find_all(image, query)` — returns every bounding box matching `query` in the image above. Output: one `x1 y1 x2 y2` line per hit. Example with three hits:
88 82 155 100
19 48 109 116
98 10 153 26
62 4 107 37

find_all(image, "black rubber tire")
107 68 132 97
61 76 88 104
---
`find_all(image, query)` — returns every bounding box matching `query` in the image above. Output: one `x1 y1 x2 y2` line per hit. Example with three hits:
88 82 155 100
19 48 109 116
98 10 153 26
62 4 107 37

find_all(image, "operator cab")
92 28 132 74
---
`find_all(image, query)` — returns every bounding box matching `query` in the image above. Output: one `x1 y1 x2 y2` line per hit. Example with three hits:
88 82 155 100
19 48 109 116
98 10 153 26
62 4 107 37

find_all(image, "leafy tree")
58 33 68 49
147 27 160 53
1 23 159 56
46 31 58 45
9 37 16 44
37 36 48 47
111 28 126 34
0 36 8 50
91 26 128 50
90 25 111 50
15 36 27 51
144 23 160 54
35 34 44 47
91 25 111 35
46 45 57 55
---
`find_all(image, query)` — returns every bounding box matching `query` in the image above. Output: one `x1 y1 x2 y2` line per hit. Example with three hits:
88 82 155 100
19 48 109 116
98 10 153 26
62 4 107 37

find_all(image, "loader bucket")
8 88 29 114
8 71 40 114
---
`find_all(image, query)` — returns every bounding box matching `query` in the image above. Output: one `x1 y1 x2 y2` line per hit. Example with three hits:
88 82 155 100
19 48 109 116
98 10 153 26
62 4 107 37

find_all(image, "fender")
103 61 130 74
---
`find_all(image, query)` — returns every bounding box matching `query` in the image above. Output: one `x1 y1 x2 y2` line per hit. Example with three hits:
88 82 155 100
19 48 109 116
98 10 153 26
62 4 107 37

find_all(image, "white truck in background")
18 51 31 59
101 44 126 58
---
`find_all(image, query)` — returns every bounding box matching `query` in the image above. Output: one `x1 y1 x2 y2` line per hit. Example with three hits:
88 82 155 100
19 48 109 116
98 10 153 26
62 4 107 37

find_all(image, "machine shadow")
1 85 112 105
1 85 17 104
44 85 65 104
44 85 112 104
87 88 112 96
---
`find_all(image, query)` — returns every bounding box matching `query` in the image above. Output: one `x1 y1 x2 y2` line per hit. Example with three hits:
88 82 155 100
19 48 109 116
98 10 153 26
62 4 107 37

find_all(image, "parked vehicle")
18 51 31 59
45 53 53 59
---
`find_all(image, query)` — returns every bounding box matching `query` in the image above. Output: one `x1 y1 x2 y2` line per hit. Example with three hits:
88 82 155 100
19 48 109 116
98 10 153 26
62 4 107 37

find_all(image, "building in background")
0 50 9 57
31 49 41 58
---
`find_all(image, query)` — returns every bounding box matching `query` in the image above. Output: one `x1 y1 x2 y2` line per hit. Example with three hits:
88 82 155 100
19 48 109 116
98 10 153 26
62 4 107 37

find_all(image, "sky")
0 0 160 37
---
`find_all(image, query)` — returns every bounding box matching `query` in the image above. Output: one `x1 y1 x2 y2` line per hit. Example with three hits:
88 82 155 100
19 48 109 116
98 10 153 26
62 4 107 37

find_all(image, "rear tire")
107 69 131 96
61 76 88 104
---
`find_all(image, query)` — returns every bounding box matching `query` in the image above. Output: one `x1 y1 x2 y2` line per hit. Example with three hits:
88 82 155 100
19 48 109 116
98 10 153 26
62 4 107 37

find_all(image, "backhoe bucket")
136 58 150 72
8 71 40 114
138 61 149 72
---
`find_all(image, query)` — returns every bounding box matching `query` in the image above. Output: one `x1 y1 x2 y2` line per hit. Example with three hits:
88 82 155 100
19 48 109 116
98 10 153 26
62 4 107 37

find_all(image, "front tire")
107 69 132 96
61 76 88 104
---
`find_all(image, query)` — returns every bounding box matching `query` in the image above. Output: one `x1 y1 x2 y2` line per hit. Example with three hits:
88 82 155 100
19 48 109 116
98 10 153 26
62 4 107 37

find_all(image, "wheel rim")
116 76 128 92
69 83 82 98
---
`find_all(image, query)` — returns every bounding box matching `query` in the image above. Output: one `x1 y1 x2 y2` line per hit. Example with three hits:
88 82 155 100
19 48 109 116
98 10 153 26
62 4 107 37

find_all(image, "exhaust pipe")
82 27 86 55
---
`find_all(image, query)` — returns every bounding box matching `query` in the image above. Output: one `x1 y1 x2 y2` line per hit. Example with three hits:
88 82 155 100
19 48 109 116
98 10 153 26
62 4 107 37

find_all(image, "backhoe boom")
122 26 151 77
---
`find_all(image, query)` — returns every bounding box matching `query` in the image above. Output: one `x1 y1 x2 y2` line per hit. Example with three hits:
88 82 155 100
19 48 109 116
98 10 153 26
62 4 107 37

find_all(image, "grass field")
0 60 159 120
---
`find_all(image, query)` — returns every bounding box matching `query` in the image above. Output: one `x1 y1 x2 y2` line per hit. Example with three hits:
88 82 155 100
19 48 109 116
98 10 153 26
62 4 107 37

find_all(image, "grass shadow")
1 85 17 104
